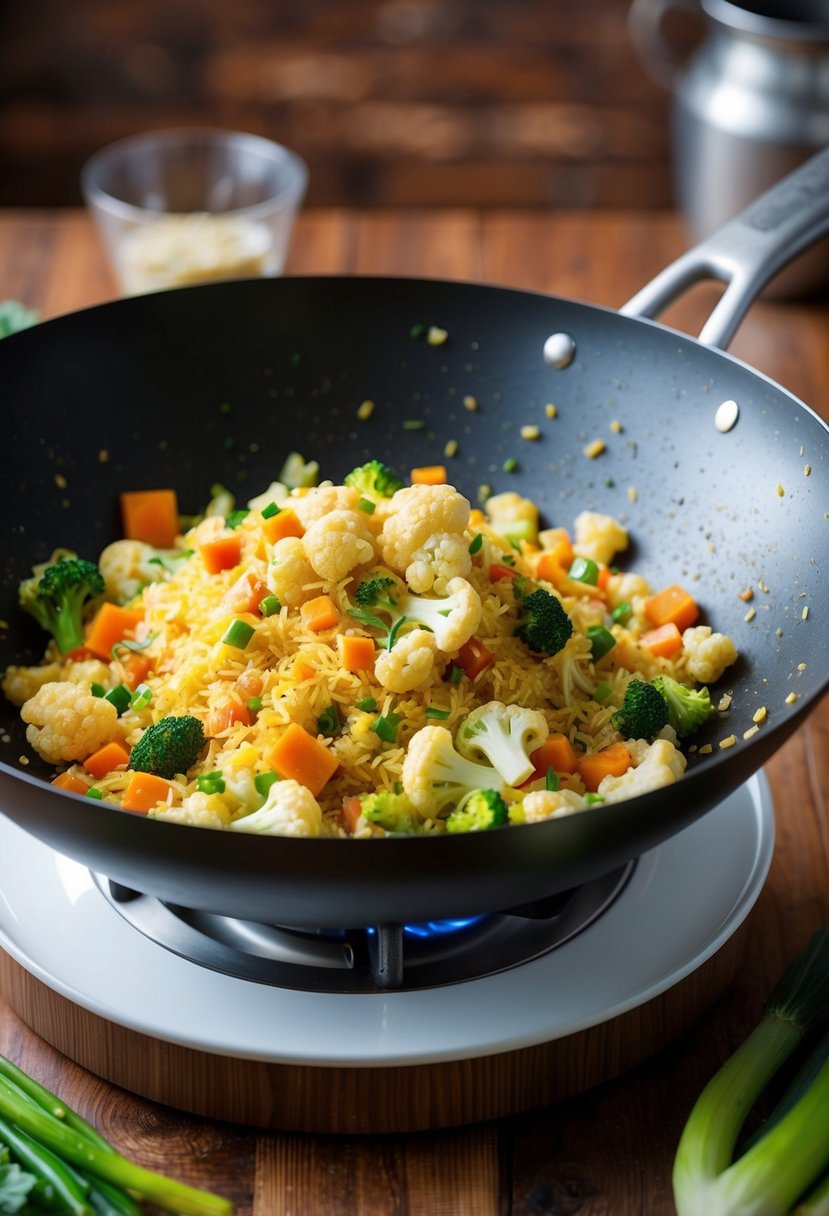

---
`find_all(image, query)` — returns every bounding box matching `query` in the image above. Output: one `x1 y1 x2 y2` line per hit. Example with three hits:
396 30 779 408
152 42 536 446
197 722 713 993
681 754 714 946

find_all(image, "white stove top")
0 775 774 1068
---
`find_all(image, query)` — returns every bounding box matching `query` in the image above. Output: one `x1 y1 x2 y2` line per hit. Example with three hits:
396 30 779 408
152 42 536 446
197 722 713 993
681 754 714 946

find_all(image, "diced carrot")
469 509 486 527
577 742 632 793
85 603 145 661
51 771 89 795
456 636 495 681
206 701 254 737
410 465 447 485
341 795 364 834
266 723 339 797
597 563 612 591
236 669 263 699
640 622 683 658
84 740 131 780
122 771 176 814
644 584 700 632
262 508 305 545
538 528 574 570
221 569 270 615
120 489 179 549
121 652 153 689
528 733 578 780
535 552 565 583
338 634 376 672
66 646 97 662
535 556 607 601
293 658 315 681
489 563 520 583
199 533 243 575
300 595 339 633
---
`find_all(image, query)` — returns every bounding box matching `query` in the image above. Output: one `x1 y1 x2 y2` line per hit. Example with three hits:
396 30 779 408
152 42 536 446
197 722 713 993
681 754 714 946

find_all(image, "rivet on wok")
715 399 739 433
543 332 576 369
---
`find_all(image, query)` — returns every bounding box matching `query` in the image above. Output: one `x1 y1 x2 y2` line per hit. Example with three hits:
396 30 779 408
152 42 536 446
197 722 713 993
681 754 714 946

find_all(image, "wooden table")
1 208 828 1215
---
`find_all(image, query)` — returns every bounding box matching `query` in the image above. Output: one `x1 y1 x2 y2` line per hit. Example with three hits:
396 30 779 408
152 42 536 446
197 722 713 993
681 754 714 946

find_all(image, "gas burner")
95 865 633 993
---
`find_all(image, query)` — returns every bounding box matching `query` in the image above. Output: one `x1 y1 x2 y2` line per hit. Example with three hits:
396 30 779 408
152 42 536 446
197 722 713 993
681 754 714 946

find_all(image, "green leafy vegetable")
0 300 38 340
128 715 205 780
19 555 104 655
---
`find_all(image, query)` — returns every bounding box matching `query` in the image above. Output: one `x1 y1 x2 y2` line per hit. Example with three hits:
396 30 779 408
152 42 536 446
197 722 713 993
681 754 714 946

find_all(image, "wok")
2 153 829 930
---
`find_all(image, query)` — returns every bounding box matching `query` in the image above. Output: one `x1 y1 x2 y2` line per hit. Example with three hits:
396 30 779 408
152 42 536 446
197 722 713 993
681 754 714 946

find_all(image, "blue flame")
402 915 486 939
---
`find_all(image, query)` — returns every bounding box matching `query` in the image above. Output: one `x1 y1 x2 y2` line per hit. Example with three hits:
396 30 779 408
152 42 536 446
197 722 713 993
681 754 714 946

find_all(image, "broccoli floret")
128 714 206 780
19 555 105 655
446 789 509 833
351 576 481 653
359 789 421 834
456 700 548 786
651 674 713 737
344 459 404 500
514 587 574 656
611 679 670 741
355 576 398 610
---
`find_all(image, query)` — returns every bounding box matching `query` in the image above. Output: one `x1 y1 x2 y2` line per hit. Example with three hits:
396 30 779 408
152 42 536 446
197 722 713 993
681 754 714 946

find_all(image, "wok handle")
619 146 829 350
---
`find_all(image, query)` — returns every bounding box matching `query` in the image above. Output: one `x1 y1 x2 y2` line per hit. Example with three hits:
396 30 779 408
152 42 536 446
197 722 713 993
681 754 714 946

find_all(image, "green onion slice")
254 771 280 797
197 772 226 795
222 619 255 649
568 556 600 585
372 713 401 743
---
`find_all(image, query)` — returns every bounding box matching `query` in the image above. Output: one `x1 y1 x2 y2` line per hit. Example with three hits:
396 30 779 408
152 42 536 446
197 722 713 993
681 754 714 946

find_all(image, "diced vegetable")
266 723 339 796
199 534 242 574
641 622 683 658
568 556 600 585
338 634 376 672
120 489 179 549
121 771 176 813
206 701 253 737
120 651 153 689
261 506 304 545
577 742 632 792
84 740 130 780
410 465 447 485
644 583 700 632
456 636 495 681
84 603 144 661
489 563 520 583
221 619 255 649
293 658 315 681
341 795 364 833
51 771 89 795
300 595 339 633
528 733 578 778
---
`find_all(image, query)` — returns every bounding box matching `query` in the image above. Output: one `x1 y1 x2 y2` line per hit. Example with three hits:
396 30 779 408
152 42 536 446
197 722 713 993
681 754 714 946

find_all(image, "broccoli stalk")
446 789 509 833
128 715 206 780
344 459 404 499
612 679 670 741
456 700 548 786
19 555 105 654
514 587 574 656
359 789 421 834
651 675 713 737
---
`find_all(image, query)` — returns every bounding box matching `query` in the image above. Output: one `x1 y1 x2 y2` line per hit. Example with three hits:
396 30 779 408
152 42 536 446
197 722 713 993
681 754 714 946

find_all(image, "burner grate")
95 863 633 993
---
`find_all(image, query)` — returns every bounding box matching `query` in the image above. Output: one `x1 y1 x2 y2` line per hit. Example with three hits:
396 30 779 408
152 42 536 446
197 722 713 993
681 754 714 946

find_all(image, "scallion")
425 706 450 720
449 665 463 685
358 497 376 514
104 684 131 716
468 533 483 555
222 619 255 649
90 682 106 698
545 766 559 792
611 601 632 624
130 682 153 711
197 772 226 795
372 713 401 743
502 456 518 473
587 624 616 660
568 556 600 585
258 595 281 617
254 771 280 797
317 705 341 737
261 501 281 519
226 509 249 529
673 924 829 1216
593 681 613 704
403 419 425 431
247 696 263 713
86 787 103 800
356 697 377 712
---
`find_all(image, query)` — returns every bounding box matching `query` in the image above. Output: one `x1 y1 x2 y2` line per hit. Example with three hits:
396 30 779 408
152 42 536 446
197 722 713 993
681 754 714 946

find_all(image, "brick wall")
0 0 673 208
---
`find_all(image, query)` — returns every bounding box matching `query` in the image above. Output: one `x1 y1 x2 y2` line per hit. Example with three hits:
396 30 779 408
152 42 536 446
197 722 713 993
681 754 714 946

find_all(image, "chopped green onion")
358 497 376 514
673 924 829 1216
584 793 604 805
197 772 226 795
593 681 613 704
222 619 255 649
587 624 616 659
372 712 401 743
425 706 450 720
545 767 559 792
611 601 632 624
104 684 131 716
501 553 516 566
468 533 483 555
219 401 232 415
317 705 341 736
403 419 425 431
477 483 492 505
254 771 280 797
86 787 103 800
409 323 426 339
258 595 281 617
90 682 106 698
148 549 194 572
261 501 281 519
449 665 463 685
129 682 153 711
356 697 378 712
568 556 600 585
226 508 249 529
502 456 519 473
247 696 263 713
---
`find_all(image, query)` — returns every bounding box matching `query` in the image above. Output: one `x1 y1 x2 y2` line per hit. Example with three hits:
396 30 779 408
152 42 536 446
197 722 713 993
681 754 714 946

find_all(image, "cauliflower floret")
374 628 438 693
21 682 119 764
572 512 629 566
485 491 539 549
2 657 111 707
406 533 472 595
228 778 323 837
302 509 376 582
598 738 686 805
682 626 738 684
605 571 652 612
266 536 318 606
220 744 265 811
98 539 170 603
522 788 590 822
380 484 470 580
160 791 233 829
289 484 360 530
398 577 482 652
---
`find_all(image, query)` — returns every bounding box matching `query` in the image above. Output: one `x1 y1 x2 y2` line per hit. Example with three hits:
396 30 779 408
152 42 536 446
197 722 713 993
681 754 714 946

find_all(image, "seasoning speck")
444 439 459 458
801 605 809 621
785 691 798 705
403 419 425 431
627 487 638 503
609 419 623 434
98 450 110 463
719 734 737 749
477 483 492 504
463 395 479 412
583 439 606 460
427 326 449 347
502 457 519 473
357 399 375 421
19 756 29 766
744 606 756 622
743 725 760 740
738 588 754 602
777 482 785 497
797 663 807 671
753 706 767 723
699 743 713 755
545 403 558 419
520 425 540 441
54 473 67 489
804 465 812 477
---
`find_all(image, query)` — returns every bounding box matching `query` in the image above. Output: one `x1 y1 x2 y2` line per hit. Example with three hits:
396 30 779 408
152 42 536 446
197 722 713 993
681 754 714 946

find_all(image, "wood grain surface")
1 207 829 1214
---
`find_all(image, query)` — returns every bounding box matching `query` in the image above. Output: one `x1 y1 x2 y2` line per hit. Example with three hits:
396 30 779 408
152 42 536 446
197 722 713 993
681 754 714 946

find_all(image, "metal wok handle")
620 147 829 350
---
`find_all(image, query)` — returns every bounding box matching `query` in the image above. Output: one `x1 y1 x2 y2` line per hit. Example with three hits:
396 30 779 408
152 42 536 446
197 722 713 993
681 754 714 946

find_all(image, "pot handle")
627 0 700 90
620 147 829 350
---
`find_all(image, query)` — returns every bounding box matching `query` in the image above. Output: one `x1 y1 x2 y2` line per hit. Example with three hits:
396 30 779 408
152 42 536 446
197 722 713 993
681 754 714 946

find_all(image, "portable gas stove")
0 775 773 1134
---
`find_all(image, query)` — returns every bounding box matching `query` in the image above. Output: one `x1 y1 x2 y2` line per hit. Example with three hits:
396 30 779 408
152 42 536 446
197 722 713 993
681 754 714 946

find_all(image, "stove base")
0 930 745 1134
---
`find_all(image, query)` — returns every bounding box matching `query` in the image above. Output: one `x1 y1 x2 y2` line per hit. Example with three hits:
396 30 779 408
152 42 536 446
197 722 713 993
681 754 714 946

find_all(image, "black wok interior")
2 276 828 927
